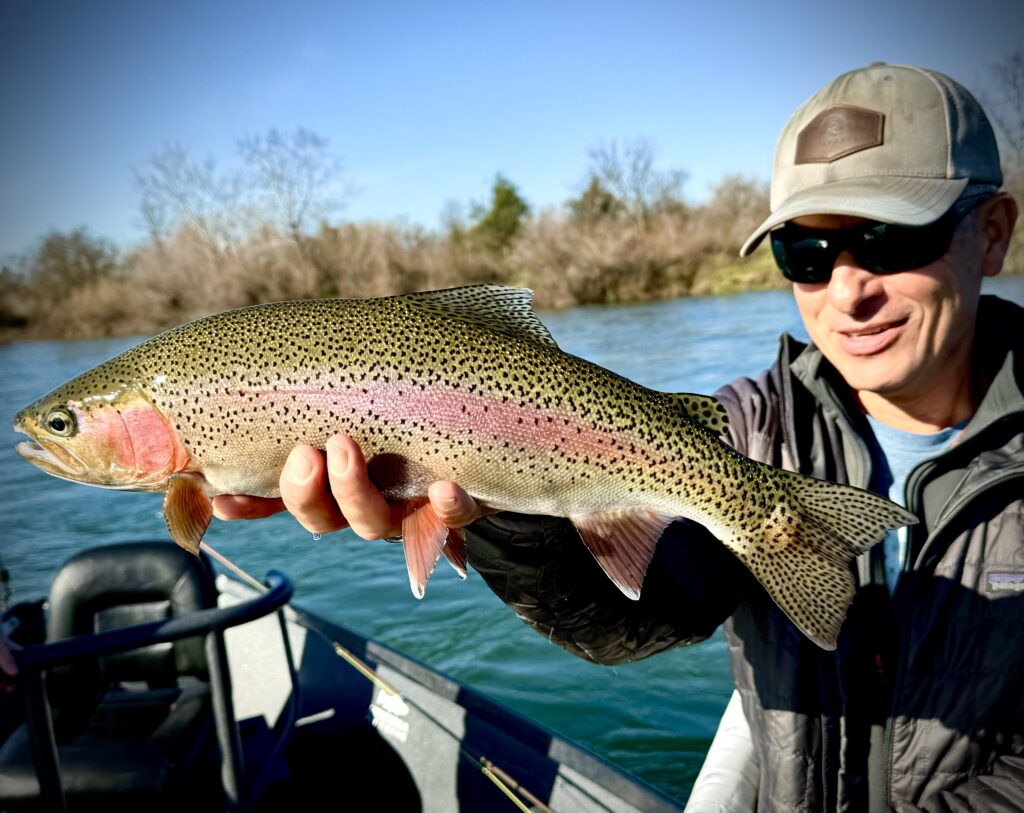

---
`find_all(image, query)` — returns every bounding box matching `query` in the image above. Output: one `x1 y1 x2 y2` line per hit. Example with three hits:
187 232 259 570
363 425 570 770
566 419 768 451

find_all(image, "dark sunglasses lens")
770 230 836 283
855 217 955 273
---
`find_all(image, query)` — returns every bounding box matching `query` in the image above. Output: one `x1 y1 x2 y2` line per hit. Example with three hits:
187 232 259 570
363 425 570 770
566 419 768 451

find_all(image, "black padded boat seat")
0 542 225 811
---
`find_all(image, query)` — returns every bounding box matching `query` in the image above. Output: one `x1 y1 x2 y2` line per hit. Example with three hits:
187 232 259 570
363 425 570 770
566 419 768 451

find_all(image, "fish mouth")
15 438 89 480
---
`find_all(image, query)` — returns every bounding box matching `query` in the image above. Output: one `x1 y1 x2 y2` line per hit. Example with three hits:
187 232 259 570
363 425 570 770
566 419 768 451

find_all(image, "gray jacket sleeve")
463 512 748 665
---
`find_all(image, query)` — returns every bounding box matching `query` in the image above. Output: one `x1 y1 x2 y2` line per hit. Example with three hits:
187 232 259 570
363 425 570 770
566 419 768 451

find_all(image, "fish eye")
45 407 77 438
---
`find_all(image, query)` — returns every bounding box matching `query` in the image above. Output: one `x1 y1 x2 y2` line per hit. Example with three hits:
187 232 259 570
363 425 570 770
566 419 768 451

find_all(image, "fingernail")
328 438 350 474
288 453 314 484
436 496 462 521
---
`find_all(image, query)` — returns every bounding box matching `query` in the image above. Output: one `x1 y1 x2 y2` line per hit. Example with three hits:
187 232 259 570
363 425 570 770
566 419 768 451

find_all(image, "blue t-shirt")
866 416 967 593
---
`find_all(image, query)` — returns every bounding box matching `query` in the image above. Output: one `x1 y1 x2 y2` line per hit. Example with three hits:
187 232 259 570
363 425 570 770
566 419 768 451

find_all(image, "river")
2 276 1022 803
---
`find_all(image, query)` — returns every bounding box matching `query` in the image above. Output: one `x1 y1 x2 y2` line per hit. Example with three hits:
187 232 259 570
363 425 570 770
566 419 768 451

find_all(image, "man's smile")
834 318 909 356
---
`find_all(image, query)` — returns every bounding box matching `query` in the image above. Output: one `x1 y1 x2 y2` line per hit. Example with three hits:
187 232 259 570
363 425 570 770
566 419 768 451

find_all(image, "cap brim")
739 176 970 256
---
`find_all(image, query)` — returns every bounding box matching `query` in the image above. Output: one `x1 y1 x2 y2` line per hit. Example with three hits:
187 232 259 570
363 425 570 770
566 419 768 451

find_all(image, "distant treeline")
0 133 788 342
3 116 1023 344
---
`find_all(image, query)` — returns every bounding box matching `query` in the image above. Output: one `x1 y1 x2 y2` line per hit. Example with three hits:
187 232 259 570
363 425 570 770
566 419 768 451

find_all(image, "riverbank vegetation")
3 51 1022 343
0 139 782 341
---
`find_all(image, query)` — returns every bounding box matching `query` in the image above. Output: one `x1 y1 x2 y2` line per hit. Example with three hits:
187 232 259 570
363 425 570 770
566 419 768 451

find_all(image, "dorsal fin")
667 393 729 436
401 285 559 347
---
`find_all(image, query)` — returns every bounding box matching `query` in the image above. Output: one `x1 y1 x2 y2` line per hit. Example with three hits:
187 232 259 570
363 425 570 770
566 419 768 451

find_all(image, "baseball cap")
740 62 1003 257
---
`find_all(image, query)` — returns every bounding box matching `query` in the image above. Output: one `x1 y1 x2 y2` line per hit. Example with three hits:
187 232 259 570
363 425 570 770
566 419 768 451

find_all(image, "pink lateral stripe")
203 384 658 466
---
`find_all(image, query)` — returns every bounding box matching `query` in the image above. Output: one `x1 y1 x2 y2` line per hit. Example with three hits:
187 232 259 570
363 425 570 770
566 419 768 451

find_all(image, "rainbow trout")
13 286 915 649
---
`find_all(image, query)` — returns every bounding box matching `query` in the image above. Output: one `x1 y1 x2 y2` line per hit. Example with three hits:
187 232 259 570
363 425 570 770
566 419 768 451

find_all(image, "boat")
0 540 685 812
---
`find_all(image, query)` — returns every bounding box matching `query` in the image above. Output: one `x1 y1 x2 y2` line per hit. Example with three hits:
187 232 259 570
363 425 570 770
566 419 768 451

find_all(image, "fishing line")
198 541 561 813
200 542 266 593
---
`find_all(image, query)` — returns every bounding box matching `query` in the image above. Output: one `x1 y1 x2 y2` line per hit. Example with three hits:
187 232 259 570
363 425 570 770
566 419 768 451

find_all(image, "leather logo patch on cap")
795 105 884 164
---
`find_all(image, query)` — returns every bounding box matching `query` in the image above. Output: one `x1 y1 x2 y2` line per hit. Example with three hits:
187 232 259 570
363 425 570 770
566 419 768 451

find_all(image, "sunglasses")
770 195 991 284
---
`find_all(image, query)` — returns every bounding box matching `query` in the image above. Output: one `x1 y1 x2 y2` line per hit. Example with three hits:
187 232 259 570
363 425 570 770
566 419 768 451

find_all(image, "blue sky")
1 0 1022 259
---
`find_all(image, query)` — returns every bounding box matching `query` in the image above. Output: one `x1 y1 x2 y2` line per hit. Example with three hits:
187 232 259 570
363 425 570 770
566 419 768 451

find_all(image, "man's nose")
826 251 885 313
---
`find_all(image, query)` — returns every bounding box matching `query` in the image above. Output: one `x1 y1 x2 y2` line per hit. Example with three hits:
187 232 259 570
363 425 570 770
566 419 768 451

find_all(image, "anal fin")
164 473 212 555
402 498 449 598
570 510 676 599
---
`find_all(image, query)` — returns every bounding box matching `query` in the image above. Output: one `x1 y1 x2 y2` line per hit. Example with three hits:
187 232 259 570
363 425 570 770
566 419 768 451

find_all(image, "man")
215 63 1023 811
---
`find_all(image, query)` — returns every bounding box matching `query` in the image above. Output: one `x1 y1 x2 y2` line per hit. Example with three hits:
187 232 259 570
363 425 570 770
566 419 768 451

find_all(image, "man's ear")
978 192 1019 278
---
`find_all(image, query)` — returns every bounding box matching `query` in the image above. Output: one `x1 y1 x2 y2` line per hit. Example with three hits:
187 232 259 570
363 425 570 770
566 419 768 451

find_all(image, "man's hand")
213 434 482 539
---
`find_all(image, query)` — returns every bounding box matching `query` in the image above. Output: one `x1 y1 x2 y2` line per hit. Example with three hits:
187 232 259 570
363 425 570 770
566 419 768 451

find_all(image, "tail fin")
723 469 917 650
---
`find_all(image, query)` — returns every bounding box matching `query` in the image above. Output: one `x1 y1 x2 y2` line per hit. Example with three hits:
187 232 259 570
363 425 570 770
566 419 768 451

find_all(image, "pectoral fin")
570 510 676 599
443 528 468 579
164 473 212 555
401 499 449 598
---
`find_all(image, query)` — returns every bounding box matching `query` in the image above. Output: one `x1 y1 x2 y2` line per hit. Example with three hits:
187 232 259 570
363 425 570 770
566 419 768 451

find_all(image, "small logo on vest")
986 571 1024 593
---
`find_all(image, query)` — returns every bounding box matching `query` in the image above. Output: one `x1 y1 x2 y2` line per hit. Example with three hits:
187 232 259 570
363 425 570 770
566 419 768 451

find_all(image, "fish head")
13 381 188 492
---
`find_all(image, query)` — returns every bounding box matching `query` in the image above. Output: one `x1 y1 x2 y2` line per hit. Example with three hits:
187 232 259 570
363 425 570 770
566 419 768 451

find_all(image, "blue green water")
3 277 1022 803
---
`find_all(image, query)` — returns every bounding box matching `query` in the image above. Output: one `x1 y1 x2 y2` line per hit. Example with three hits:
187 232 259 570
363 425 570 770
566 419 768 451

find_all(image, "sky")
1 0 1022 260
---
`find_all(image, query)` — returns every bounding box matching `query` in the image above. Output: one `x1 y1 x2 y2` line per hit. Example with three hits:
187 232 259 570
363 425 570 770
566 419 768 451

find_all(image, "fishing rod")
199 541 576 813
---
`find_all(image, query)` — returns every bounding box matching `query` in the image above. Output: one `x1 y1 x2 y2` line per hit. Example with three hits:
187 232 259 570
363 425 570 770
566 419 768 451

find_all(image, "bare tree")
134 143 245 252
984 47 1024 276
29 228 119 290
567 176 625 228
988 47 1024 177
237 128 349 243
701 174 770 252
587 138 687 229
